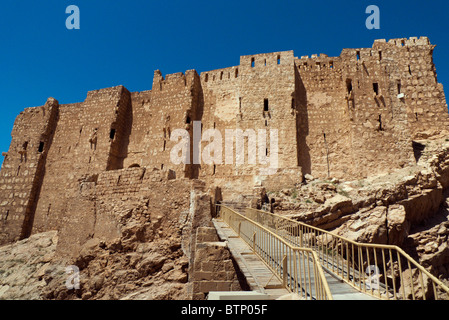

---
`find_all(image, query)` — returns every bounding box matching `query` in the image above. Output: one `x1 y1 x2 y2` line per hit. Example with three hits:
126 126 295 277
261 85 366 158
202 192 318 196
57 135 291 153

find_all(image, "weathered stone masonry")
0 37 448 248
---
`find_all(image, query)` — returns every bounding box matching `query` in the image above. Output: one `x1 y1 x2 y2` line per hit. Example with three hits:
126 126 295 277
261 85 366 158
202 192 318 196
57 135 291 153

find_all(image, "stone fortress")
0 37 448 299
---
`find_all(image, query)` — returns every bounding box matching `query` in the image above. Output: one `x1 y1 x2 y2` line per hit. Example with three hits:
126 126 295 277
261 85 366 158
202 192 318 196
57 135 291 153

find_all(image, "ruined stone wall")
0 37 448 247
124 70 201 178
295 36 448 180
199 51 303 199
295 54 353 179
0 98 58 244
378 37 449 139
200 65 240 178
53 166 191 257
31 86 132 236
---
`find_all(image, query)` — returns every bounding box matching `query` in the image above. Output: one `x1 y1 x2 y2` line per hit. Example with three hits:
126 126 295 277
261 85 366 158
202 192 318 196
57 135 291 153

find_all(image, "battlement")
85 85 127 102
295 54 337 72
374 36 431 47
151 69 199 92
240 50 294 69
201 66 239 83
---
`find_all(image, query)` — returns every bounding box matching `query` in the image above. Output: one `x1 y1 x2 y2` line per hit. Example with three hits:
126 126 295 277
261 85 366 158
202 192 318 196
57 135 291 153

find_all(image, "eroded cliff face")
265 136 449 287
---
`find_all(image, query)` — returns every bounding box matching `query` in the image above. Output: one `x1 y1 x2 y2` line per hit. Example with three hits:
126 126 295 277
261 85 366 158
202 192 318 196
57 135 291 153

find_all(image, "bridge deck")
213 218 377 300
213 218 290 299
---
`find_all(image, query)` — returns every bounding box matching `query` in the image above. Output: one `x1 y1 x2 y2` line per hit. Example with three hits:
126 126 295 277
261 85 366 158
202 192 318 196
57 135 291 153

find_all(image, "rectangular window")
356 51 360 61
373 83 379 95
264 99 269 112
346 79 353 94
110 129 116 140
251 57 255 68
38 142 44 152
397 81 402 94
277 55 281 65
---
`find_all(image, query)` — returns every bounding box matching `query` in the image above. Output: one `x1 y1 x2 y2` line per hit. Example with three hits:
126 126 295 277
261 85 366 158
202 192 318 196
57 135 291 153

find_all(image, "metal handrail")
244 207 449 300
218 205 333 300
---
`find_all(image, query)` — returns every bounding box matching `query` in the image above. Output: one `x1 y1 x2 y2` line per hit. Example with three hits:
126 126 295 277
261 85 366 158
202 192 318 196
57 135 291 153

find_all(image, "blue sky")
0 0 448 161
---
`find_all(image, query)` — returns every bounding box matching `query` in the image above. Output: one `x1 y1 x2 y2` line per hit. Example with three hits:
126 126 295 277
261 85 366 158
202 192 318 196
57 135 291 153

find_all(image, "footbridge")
213 205 449 300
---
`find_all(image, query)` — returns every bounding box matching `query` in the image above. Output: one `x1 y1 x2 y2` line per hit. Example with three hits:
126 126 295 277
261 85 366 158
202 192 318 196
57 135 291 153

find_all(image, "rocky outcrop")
270 138 449 284
0 231 61 300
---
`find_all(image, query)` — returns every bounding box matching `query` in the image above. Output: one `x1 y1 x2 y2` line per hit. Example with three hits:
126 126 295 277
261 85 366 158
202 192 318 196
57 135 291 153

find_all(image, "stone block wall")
0 37 448 247
190 227 243 300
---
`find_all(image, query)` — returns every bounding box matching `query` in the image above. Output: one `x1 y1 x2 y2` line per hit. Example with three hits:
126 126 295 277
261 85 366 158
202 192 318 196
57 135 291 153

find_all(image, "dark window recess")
38 142 44 152
4 210 9 221
264 99 269 112
356 51 360 60
213 164 216 175
397 81 402 94
277 55 281 65
266 148 268 156
205 74 208 82
378 115 384 131
291 98 295 109
235 68 239 78
379 51 382 61
161 164 164 170
163 140 166 151
408 65 412 75
251 58 255 68
22 141 28 150
373 83 379 95
110 129 116 140
186 116 191 124
346 79 353 94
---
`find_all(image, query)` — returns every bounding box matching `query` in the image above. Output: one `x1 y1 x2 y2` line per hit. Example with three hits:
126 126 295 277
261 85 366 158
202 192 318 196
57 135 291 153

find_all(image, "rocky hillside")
0 231 61 299
265 136 449 285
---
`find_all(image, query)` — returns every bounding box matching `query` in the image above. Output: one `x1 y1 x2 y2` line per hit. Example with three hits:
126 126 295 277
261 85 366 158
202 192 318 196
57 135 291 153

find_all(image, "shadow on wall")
106 88 133 171
412 141 426 163
186 72 204 179
295 66 311 176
